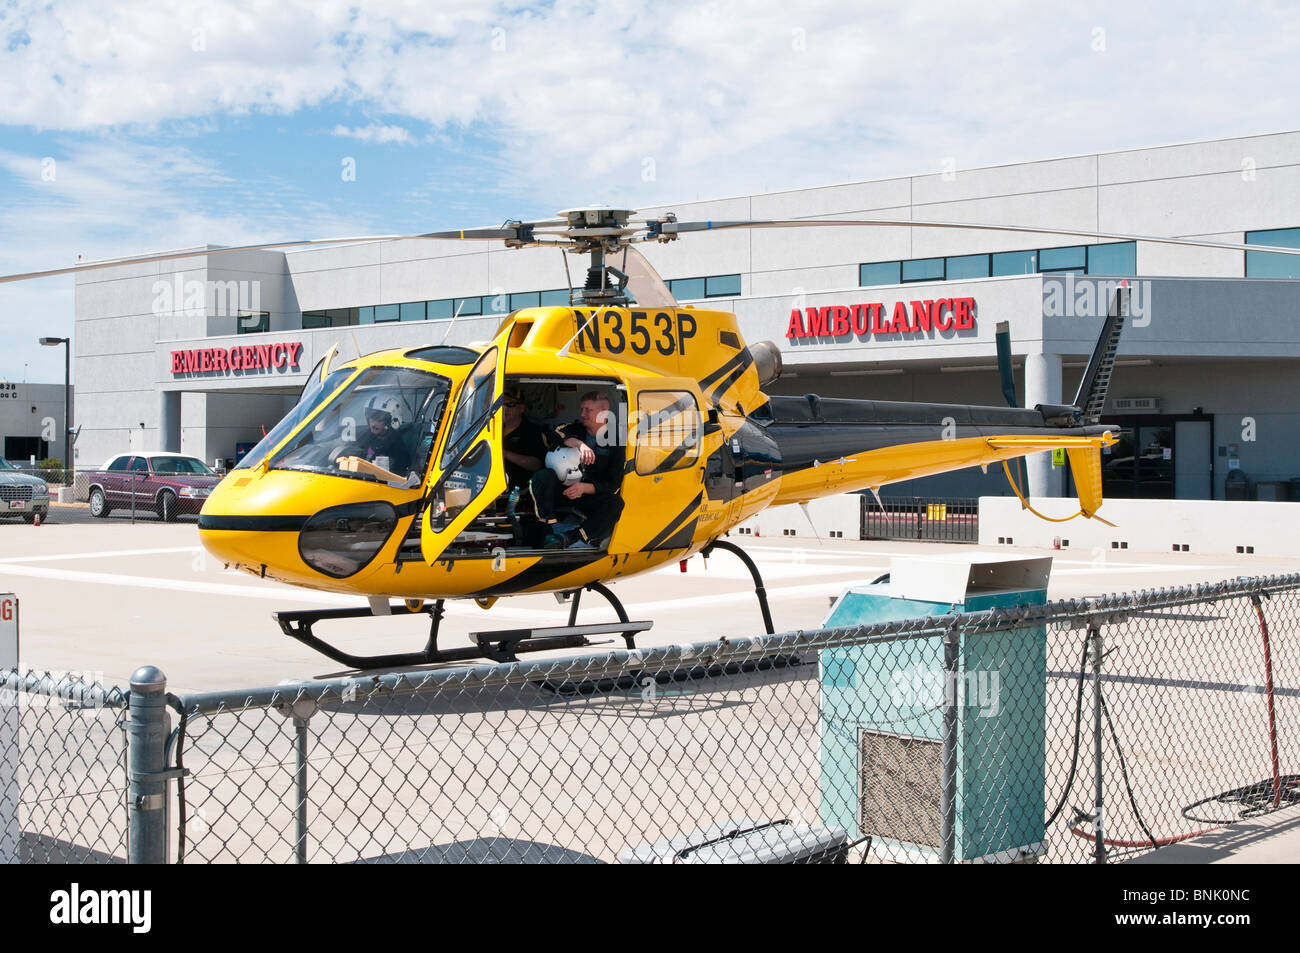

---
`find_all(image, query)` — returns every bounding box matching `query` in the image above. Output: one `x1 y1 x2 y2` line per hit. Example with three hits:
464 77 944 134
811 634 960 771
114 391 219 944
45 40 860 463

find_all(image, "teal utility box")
819 554 1052 863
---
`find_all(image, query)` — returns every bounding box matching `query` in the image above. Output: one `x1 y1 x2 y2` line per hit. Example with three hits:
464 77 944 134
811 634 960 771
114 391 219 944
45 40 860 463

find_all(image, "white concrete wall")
734 493 862 540
979 496 1300 557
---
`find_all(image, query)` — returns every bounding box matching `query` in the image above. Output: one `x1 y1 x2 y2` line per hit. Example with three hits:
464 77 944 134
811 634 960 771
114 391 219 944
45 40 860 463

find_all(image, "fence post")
1088 624 1106 864
275 687 317 864
127 665 170 864
940 622 960 864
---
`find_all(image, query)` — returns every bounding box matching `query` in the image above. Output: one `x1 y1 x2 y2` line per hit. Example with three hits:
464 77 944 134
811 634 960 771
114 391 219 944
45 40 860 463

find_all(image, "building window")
705 274 742 297
426 299 454 320
945 254 990 280
860 261 902 286
454 296 482 316
399 302 426 322
1246 227 1300 278
302 312 331 330
669 277 706 300
992 250 1037 276
237 311 270 334
539 289 570 306
901 258 944 282
1038 245 1086 273
509 291 541 310
359 306 375 324
374 304 399 323
1086 241 1136 276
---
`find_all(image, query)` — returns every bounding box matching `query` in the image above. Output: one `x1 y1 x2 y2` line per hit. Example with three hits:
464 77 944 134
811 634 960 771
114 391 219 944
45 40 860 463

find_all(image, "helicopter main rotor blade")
660 218 1300 257
0 219 577 285
0 234 434 285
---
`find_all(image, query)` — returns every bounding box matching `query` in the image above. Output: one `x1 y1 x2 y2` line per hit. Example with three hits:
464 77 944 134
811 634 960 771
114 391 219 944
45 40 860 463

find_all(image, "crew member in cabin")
501 388 546 489
357 397 410 474
529 390 625 550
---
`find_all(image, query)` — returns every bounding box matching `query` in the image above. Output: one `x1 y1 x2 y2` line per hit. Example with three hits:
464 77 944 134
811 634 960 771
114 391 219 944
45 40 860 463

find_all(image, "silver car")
0 458 51 523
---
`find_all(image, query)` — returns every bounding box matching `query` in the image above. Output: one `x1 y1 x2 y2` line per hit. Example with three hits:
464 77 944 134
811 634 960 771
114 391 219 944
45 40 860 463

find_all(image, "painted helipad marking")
0 546 202 564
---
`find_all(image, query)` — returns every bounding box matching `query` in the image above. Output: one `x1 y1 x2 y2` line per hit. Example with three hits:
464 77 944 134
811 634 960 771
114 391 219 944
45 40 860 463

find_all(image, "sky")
1 0 1298 383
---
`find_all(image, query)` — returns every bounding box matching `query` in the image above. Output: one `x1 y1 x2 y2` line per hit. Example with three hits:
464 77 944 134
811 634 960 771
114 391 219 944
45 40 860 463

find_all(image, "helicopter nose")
197 471 401 582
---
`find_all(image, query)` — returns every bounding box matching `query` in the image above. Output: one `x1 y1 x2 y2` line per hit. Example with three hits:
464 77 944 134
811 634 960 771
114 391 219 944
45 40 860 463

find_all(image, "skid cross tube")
275 586 650 670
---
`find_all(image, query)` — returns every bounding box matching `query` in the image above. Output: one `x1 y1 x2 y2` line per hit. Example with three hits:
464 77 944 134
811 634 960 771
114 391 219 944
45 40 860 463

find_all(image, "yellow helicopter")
9 207 1296 669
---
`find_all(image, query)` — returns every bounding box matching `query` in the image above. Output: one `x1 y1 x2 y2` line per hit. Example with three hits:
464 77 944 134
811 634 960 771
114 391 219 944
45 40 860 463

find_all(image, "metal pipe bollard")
127 666 170 864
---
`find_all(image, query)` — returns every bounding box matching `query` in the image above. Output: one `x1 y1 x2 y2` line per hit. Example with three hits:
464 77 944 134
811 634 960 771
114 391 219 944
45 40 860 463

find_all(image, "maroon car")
87 452 222 521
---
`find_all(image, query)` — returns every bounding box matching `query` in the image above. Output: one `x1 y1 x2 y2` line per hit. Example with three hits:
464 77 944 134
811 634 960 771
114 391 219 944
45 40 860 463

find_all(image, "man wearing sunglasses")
501 388 545 490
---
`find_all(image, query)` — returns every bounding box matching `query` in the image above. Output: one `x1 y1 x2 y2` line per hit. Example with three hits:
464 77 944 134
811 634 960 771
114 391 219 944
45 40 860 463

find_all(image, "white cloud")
3 0 1300 380
2 1 1298 207
331 123 412 144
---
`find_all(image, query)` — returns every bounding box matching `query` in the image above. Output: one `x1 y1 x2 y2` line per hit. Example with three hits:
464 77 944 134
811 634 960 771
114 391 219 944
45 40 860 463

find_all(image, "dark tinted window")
860 262 901 286
705 274 741 297
902 258 944 282
107 456 130 472
1039 245 1086 272
130 457 148 472
992 250 1037 276
1246 227 1300 278
1086 242 1137 275
945 254 990 280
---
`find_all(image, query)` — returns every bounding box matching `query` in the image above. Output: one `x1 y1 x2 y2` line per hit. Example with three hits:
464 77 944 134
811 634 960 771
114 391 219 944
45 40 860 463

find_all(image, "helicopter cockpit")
237 365 451 488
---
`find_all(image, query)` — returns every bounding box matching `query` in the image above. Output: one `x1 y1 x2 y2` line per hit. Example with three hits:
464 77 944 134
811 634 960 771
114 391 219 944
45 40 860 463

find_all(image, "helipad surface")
4 502 1297 693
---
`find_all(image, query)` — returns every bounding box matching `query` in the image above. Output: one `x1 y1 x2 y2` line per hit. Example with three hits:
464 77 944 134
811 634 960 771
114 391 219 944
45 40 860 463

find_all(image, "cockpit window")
235 367 356 472
439 347 498 469
269 366 451 484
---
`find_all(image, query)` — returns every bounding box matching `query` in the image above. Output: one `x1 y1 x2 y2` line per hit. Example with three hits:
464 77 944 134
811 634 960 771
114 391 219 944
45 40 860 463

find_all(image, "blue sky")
2 0 1298 383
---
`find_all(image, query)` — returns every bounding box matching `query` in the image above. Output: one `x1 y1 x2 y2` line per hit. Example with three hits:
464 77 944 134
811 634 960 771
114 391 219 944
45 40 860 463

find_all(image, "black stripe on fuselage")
641 491 703 552
198 514 309 532
472 551 608 598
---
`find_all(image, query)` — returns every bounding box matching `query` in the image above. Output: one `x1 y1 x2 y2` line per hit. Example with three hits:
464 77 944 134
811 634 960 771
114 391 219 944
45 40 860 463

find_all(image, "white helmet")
365 396 404 430
545 447 584 482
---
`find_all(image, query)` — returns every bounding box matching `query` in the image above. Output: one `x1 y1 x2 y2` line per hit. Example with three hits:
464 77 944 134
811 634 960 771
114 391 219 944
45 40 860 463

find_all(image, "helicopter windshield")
268 366 451 484
235 366 357 472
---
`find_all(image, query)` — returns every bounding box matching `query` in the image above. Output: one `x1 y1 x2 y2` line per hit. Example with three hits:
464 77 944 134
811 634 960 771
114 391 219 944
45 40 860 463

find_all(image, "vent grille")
858 730 942 848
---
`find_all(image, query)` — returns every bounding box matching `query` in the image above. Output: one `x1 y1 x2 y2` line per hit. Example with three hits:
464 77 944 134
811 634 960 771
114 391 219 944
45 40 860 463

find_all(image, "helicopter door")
612 378 709 554
419 342 508 562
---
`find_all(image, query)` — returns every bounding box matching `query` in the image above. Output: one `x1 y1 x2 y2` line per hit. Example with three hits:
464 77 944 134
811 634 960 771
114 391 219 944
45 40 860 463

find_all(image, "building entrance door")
1099 414 1212 500
1174 420 1212 499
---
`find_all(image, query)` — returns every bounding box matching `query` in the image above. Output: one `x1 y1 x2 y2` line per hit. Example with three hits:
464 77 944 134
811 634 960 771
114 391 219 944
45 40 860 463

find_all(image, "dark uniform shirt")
359 426 409 474
555 421 625 494
503 417 547 489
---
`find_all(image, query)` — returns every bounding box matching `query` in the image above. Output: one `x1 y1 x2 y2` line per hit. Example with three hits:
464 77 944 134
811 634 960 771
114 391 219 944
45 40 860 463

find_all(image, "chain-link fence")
4 574 1298 863
0 671 127 863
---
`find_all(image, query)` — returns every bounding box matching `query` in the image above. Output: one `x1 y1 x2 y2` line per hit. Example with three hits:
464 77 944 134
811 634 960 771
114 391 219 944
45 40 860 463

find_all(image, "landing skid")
275 581 650 670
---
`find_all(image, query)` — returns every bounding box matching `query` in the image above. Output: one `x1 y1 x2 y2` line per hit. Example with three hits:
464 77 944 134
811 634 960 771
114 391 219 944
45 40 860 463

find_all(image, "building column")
1024 351 1063 498
160 391 181 453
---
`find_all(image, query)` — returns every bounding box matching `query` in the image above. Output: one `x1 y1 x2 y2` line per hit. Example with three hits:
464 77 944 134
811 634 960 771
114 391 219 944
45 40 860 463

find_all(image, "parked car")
86 452 222 521
0 458 51 523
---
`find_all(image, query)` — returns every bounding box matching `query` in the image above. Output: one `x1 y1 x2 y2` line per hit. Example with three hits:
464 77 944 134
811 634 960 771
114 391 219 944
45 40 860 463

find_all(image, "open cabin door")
419 338 509 562
611 377 710 554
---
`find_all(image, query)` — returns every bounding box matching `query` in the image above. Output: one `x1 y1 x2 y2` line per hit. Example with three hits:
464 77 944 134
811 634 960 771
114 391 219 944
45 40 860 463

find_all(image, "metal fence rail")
861 496 980 542
3 573 1298 863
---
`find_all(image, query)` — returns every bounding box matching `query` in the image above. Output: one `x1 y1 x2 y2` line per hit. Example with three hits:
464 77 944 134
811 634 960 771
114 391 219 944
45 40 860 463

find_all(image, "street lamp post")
39 336 72 487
